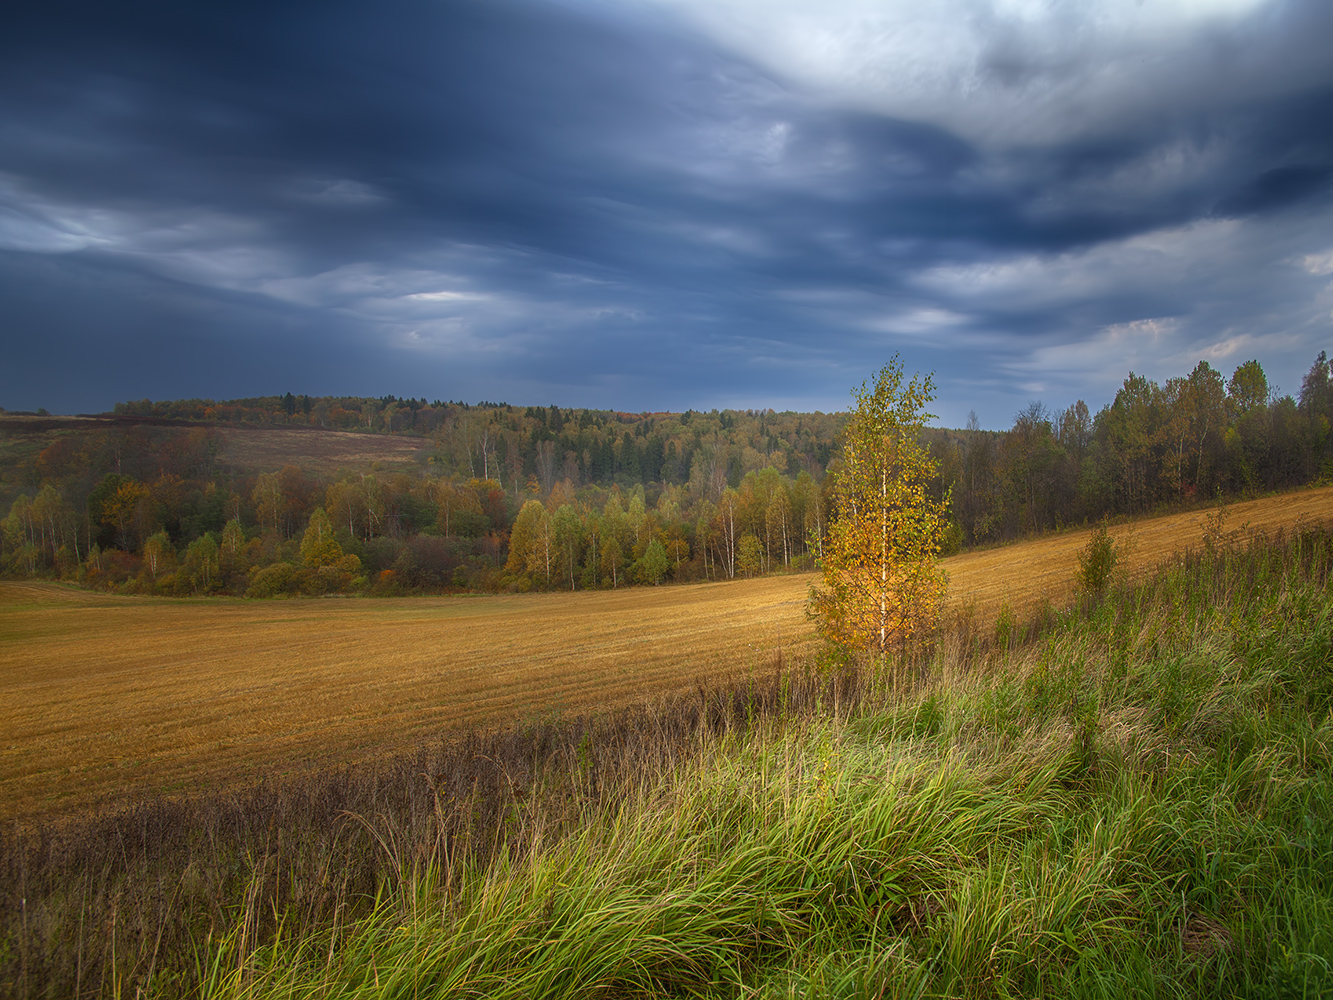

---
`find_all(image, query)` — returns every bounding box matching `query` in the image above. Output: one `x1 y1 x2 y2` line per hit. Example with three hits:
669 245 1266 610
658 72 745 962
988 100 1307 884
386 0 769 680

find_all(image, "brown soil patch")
3 485 1331 820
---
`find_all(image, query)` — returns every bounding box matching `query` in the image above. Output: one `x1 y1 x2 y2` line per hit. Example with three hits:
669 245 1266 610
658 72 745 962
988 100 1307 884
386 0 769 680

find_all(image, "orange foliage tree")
808 358 950 654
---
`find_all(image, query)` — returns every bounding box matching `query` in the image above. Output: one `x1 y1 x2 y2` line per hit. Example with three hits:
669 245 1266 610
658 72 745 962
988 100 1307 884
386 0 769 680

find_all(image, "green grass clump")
5 526 1333 998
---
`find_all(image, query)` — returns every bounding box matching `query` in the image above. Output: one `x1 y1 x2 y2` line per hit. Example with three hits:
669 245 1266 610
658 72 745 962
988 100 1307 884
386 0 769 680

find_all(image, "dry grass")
215 426 429 474
0 416 431 477
4 485 1333 822
944 485 1333 619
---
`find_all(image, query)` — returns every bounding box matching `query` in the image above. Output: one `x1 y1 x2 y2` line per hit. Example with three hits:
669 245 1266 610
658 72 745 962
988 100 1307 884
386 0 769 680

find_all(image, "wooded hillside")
3 351 1331 596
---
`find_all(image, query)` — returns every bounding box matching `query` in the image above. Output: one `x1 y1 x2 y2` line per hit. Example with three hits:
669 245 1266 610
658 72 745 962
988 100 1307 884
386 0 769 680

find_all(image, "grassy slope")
192 528 1333 999
6 486 1333 822
0 415 429 477
212 425 428 475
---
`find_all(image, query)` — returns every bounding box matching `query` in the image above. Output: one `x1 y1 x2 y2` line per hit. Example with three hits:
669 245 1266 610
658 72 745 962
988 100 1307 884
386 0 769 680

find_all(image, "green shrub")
1076 518 1118 594
246 561 301 597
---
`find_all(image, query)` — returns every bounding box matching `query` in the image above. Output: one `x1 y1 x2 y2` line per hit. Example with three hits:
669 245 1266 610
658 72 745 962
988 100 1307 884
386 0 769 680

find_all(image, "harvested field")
216 425 430 473
3 485 1332 820
0 577 812 819
946 485 1333 619
0 415 431 478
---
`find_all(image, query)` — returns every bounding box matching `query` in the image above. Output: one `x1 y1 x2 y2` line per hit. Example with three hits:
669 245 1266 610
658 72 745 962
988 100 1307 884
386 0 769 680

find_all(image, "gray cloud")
1215 165 1333 217
2 0 1332 428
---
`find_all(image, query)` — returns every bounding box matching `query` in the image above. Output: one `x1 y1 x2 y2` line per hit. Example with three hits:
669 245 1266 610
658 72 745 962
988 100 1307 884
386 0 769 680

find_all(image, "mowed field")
3 485 1332 820
215 425 430 474
0 415 432 478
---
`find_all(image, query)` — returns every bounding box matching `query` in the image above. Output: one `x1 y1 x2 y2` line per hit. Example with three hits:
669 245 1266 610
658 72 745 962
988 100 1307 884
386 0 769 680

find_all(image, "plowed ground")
3 486 1332 819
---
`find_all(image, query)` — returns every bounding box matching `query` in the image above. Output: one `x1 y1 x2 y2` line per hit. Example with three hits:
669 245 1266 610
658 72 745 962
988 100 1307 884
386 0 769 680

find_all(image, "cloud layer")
2 0 1331 426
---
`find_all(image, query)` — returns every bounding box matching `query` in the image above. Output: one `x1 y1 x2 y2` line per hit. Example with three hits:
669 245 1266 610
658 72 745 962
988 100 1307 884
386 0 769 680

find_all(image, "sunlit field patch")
2 485 1332 820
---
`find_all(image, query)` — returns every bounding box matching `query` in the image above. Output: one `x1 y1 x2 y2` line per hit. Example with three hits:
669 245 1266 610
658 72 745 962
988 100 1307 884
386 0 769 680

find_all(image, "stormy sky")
2 0 1331 427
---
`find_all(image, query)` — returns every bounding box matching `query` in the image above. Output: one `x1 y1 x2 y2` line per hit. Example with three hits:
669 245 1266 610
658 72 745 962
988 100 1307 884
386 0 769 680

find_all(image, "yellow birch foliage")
808 358 949 653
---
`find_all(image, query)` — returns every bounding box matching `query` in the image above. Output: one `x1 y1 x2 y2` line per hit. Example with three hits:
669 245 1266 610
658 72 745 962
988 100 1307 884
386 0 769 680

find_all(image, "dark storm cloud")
2 0 1333 425
1215 165 1333 217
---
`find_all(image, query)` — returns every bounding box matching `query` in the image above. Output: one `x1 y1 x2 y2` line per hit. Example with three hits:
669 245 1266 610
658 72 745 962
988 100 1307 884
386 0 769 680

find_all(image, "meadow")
4 486 1333 821
212 425 429 475
3 506 1332 997
0 415 430 480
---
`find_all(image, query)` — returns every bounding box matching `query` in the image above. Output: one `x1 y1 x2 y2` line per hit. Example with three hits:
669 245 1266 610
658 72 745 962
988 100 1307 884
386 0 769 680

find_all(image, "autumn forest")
3 352 1333 598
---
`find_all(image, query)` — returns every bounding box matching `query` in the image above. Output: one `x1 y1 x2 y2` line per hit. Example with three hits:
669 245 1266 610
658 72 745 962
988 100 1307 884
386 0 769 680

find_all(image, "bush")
247 561 301 598
370 568 402 595
84 549 139 588
1076 519 1118 594
398 534 469 589
940 518 965 556
363 536 406 575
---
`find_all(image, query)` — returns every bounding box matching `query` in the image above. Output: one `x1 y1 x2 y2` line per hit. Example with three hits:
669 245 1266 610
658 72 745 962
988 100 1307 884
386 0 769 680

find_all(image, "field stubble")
3 485 1332 820
214 425 429 474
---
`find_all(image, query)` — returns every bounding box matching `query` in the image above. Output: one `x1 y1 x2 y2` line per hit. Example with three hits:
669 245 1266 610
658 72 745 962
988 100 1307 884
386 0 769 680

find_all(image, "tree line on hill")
3 351 1332 596
112 395 846 489
946 355 1333 544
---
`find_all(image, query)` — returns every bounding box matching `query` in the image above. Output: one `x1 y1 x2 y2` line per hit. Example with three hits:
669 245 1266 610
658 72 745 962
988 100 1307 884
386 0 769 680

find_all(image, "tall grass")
0 666 870 1000
5 526 1333 998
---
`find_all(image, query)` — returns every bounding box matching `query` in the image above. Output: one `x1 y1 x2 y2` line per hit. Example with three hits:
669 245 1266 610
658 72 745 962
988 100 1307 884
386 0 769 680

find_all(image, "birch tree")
808 358 950 654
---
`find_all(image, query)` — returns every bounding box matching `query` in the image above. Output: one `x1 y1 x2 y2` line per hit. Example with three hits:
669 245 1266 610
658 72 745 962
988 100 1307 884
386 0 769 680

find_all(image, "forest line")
3 351 1332 596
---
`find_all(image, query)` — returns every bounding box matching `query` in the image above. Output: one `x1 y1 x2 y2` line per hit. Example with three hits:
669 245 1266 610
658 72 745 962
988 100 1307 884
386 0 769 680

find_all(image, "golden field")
3 485 1332 820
